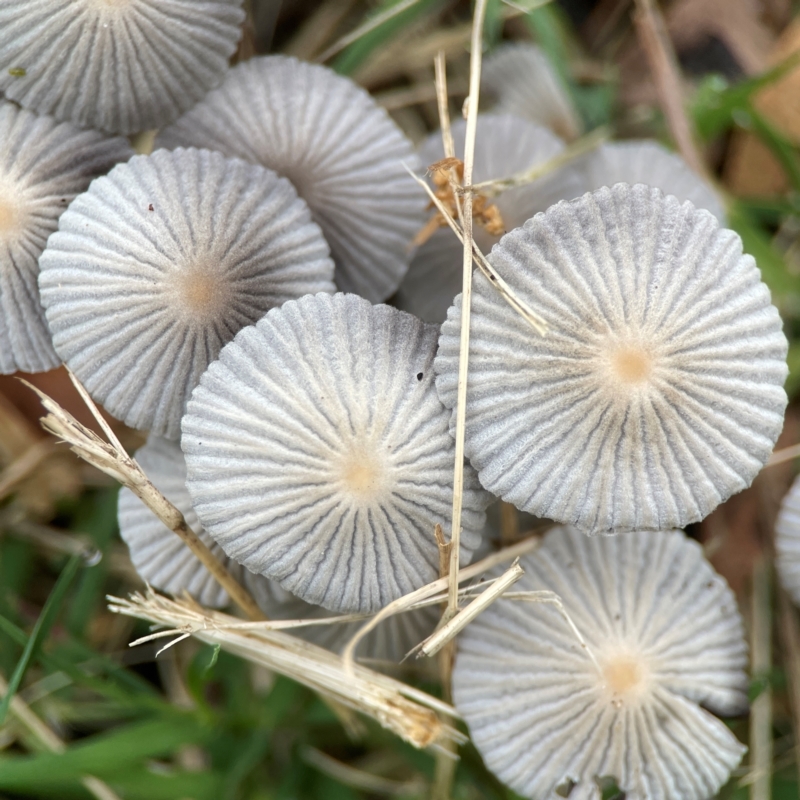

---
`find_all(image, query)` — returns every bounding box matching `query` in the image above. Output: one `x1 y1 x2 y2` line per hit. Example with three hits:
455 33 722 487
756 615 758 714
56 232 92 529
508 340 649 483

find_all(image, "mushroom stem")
21 377 265 622
446 0 488 625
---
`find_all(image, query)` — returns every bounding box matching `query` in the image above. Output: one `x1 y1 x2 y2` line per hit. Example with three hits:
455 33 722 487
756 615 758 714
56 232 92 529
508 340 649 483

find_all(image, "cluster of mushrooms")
0 2 797 798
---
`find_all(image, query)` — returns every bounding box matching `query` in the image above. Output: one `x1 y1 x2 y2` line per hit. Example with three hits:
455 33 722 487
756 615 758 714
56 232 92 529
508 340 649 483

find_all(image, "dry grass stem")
447 0 489 623
342 535 543 674
22 375 264 622
767 442 800 466
282 0 358 60
633 0 705 176
0 674 123 800
316 0 424 63
0 440 53 501
405 165 548 334
434 52 456 161
107 589 463 751
413 562 524 658
470 126 609 197
748 554 773 799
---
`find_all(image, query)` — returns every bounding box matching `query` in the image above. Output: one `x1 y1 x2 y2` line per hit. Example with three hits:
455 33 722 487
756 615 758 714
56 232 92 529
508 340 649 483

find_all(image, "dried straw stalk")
107 589 464 752
22 372 264 622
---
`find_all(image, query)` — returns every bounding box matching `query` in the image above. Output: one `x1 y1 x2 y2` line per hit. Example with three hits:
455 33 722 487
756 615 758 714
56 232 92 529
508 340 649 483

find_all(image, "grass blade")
0 552 83 725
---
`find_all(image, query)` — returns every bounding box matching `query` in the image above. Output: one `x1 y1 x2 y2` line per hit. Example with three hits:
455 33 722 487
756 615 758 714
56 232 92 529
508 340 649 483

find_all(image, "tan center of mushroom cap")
610 346 652 384
599 653 650 701
0 198 17 236
336 445 389 501
170 267 231 322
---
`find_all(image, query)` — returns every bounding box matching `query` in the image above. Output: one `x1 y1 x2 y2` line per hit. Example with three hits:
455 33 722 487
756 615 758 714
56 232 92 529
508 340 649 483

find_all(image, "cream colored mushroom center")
0 197 18 236
336 446 387 501
171 268 229 320
610 346 652 384
599 652 650 701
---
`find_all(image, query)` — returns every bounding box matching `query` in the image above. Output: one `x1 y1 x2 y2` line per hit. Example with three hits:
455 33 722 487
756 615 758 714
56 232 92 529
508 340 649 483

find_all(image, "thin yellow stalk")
447 0 489 622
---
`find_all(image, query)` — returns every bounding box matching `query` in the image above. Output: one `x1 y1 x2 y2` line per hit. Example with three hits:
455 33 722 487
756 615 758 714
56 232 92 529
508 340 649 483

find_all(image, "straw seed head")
182 292 488 614
157 56 425 302
396 114 585 323
0 0 245 134
39 147 335 439
0 100 132 374
435 184 788 533
453 526 748 800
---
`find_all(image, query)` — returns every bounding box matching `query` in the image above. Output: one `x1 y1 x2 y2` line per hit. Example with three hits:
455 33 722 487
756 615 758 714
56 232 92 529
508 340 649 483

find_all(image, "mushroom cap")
0 99 132 374
156 55 425 303
396 114 586 323
182 292 489 614
776 473 800 606
119 435 439 660
481 43 582 141
39 147 335 439
0 0 245 134
453 526 748 800
118 434 244 608
580 140 726 223
435 184 788 533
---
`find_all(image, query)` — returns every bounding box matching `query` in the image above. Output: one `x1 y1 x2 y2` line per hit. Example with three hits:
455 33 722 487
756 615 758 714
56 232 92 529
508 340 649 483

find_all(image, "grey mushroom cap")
156 55 426 303
0 0 245 134
579 140 726 223
395 114 586 323
0 99 132 374
435 183 788 534
39 147 335 440
182 292 489 614
120 434 438 659
453 526 748 800
776 474 800 607
481 43 582 141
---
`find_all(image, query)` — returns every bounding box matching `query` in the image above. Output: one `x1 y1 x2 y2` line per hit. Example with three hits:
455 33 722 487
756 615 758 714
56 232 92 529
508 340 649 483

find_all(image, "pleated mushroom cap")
481 44 582 141
182 292 488 614
39 147 335 439
0 100 132 374
581 140 726 223
0 0 245 134
435 184 788 533
776 474 800 606
157 55 425 302
396 115 586 323
453 526 748 800
119 435 439 660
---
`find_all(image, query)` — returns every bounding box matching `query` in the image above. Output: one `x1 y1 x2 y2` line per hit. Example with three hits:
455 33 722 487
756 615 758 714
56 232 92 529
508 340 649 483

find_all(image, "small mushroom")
453 525 748 800
481 43 582 141
396 114 585 323
580 140 726 223
0 99 132 374
182 292 489 614
776 474 800 606
0 0 245 134
435 183 788 533
119 434 438 659
39 147 335 439
156 55 426 303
